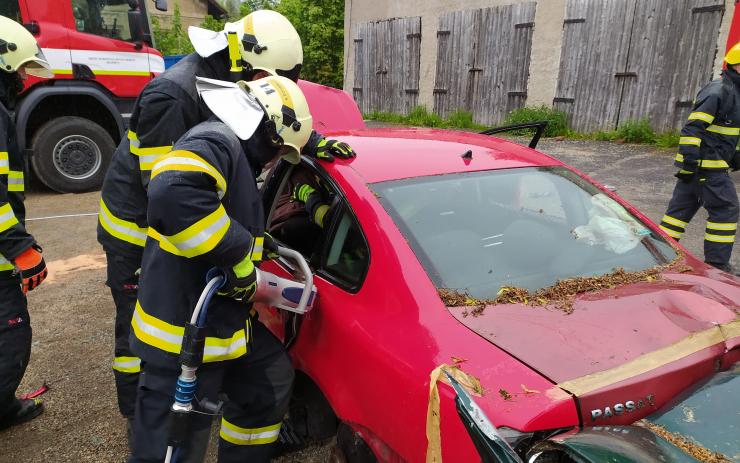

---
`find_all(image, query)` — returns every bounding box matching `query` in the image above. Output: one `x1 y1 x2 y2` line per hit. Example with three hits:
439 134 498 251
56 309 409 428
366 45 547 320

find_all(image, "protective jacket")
130 121 267 369
97 51 229 256
0 97 33 281
675 69 740 173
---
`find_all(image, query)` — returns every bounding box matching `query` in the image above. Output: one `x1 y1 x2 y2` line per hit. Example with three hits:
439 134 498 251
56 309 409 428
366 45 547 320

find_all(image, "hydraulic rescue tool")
163 246 316 463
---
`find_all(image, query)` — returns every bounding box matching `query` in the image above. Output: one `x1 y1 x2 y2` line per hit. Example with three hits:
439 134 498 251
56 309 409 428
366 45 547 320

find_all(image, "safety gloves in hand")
13 244 47 294
262 232 279 261
219 254 257 302
304 137 356 162
292 183 317 204
674 169 696 184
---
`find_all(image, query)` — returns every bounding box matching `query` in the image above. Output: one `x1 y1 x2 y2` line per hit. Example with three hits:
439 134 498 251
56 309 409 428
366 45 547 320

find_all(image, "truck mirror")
128 10 144 43
154 0 168 12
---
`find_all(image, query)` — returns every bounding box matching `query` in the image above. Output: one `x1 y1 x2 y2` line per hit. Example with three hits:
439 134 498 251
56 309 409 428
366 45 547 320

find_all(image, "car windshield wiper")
479 121 549 149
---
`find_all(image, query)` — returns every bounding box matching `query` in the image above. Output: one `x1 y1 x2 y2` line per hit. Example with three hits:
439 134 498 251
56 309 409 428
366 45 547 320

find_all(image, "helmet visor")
21 47 53 78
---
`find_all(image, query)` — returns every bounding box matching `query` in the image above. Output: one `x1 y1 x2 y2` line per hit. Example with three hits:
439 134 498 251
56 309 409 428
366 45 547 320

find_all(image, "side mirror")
154 0 168 12
128 10 144 43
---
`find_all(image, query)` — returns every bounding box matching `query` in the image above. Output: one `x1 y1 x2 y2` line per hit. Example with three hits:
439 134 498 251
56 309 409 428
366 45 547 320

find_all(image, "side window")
323 211 369 289
0 1 22 23
72 0 133 41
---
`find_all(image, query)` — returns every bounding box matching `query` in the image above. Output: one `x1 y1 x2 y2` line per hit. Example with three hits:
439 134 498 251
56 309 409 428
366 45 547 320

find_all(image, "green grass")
364 107 679 147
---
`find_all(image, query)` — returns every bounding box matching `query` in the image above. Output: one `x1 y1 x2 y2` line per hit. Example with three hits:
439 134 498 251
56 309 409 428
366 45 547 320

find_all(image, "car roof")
328 127 564 183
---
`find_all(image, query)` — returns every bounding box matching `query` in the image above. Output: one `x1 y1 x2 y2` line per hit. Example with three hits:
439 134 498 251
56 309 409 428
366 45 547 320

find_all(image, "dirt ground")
0 136 737 462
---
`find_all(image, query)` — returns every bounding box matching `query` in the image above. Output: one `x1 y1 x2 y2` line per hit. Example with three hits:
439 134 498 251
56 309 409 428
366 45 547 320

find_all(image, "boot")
0 398 44 431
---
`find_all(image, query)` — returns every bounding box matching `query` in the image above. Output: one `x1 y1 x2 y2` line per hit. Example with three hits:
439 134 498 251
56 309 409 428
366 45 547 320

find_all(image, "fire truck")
4 0 166 192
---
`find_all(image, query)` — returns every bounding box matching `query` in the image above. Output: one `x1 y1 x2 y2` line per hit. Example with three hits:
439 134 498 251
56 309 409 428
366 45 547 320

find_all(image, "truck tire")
31 116 115 193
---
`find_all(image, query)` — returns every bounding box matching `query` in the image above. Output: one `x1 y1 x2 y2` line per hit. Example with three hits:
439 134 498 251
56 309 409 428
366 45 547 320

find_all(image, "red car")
255 89 739 462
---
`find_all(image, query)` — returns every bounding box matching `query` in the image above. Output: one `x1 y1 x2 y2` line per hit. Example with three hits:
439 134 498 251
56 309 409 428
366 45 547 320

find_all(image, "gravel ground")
0 134 737 462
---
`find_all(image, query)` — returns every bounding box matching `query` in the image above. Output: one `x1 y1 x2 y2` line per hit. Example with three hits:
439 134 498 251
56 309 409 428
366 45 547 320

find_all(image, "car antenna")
460 149 473 159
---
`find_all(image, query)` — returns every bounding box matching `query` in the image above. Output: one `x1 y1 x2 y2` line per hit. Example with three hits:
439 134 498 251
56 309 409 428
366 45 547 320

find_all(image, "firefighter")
0 15 52 430
97 9 354 434
127 75 311 462
659 42 740 273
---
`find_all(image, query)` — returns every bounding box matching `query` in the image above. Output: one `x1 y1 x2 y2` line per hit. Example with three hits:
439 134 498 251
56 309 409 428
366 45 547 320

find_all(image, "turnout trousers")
127 319 294 463
0 279 31 420
660 172 739 267
106 250 142 419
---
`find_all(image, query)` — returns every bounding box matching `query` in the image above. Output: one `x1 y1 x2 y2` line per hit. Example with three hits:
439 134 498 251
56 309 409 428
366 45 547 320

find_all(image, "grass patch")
502 105 569 137
655 131 680 148
365 106 486 131
615 118 656 144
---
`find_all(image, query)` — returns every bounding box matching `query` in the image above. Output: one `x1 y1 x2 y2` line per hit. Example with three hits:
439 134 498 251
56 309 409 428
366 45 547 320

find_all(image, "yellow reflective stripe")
250 236 264 261
705 233 735 243
131 302 248 362
148 205 230 258
688 112 715 124
674 153 684 162
112 356 141 373
699 159 730 169
128 130 172 170
659 225 683 239
8 170 24 192
98 198 148 247
151 151 227 198
315 204 330 228
661 215 688 228
706 221 737 231
0 254 14 271
0 151 8 174
219 420 281 446
0 202 19 233
706 125 740 136
679 137 701 146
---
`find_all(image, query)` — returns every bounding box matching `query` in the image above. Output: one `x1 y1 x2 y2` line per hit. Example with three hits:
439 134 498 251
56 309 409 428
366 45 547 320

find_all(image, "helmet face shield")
22 47 53 78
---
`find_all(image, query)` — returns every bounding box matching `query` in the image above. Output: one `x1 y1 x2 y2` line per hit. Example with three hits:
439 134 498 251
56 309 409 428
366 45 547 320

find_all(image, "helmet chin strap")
241 124 281 169
0 71 22 108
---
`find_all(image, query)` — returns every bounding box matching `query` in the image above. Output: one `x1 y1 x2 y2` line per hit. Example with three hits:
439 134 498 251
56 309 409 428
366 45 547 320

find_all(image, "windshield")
372 167 676 300
1 1 22 23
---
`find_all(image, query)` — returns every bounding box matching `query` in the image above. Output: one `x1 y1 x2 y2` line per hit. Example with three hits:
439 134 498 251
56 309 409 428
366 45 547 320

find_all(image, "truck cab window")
72 0 134 42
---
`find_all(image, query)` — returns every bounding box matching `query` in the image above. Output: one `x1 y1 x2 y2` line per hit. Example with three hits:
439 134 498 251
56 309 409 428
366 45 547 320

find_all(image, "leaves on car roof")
438 256 692 315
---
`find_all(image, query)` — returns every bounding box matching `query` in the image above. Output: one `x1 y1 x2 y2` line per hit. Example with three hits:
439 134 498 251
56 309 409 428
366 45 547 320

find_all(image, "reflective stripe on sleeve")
0 254 14 271
0 203 19 233
250 236 264 261
688 112 715 124
131 302 248 362
705 233 735 243
148 204 230 258
699 159 730 169
151 150 227 198
8 171 24 192
128 130 172 171
314 205 330 228
675 153 685 163
679 137 701 146
98 199 148 247
706 125 740 136
112 356 141 373
219 420 281 446
0 152 8 174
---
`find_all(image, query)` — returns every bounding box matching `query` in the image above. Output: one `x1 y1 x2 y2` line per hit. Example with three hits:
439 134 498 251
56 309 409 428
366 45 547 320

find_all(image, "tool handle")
276 246 313 315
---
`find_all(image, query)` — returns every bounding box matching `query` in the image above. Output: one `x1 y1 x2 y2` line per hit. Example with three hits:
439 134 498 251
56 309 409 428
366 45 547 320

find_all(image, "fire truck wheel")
333 422 377 463
31 116 115 193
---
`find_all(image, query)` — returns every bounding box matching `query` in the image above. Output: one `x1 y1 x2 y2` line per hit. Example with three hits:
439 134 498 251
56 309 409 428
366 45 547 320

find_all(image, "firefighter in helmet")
127 75 311 462
0 15 52 430
97 9 354 441
659 42 740 273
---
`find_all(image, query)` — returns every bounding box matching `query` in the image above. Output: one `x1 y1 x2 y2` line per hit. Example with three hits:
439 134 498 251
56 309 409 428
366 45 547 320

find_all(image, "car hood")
447 269 740 426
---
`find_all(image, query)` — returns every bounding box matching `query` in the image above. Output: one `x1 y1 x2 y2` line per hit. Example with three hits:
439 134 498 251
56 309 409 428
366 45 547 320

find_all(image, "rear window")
1 1 22 23
371 167 676 300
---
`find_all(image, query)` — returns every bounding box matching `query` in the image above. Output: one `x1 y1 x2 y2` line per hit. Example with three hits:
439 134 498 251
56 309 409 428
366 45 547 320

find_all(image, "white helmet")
188 10 302 81
0 15 53 78
196 75 312 164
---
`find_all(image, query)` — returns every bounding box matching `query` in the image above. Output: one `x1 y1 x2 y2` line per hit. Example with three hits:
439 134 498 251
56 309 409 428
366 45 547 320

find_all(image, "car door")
256 159 370 348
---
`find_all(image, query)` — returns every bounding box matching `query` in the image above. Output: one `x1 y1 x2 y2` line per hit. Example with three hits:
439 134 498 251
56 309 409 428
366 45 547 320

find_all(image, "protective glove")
304 137 356 162
292 183 317 204
219 254 257 302
262 232 279 261
13 244 47 294
674 169 696 184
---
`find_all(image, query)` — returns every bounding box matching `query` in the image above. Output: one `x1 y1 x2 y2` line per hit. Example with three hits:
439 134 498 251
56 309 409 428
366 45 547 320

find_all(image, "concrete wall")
150 0 210 29
344 0 735 113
